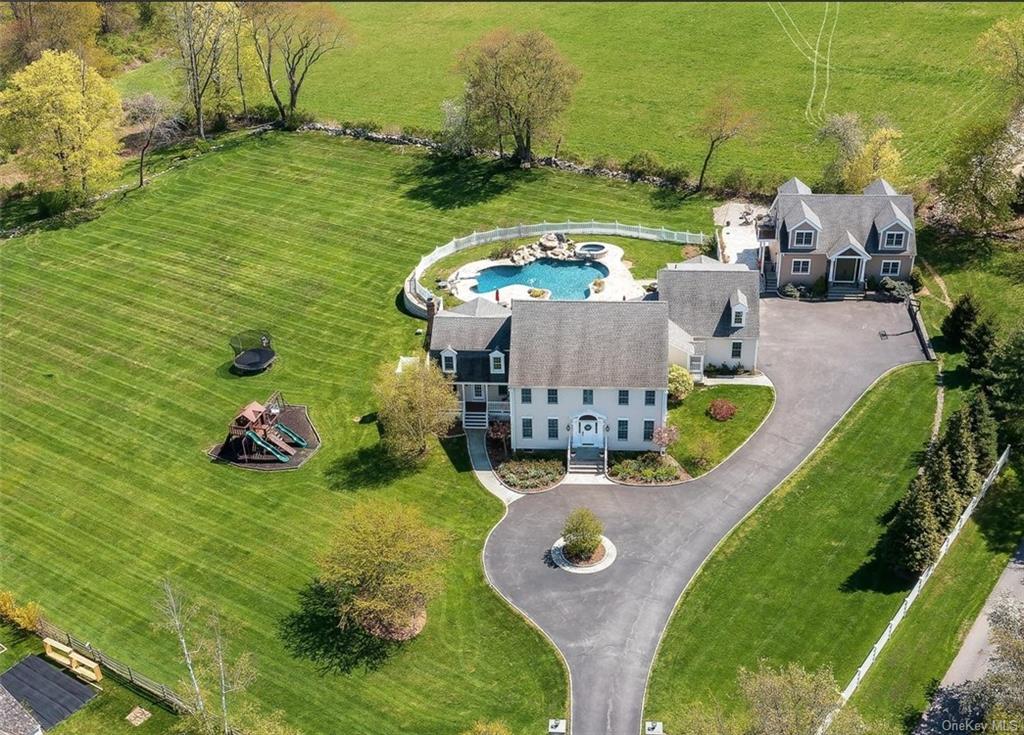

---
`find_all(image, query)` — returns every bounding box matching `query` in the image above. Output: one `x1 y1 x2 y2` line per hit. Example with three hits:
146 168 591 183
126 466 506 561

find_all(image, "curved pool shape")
472 258 609 300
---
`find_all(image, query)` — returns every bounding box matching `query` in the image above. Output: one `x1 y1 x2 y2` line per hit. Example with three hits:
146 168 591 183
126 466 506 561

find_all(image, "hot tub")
577 242 609 260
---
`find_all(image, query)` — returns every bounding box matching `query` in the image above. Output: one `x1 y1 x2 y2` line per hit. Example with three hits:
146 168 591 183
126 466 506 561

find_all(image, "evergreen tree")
963 315 999 378
888 475 944 577
966 391 999 473
944 406 981 503
986 327 1024 448
923 442 964 531
941 292 981 349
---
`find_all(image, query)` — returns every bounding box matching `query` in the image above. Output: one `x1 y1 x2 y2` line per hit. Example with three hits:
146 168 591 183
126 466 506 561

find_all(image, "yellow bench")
43 638 103 683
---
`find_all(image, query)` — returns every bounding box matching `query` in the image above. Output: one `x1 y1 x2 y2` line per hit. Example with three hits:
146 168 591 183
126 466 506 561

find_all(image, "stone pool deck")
449 243 646 304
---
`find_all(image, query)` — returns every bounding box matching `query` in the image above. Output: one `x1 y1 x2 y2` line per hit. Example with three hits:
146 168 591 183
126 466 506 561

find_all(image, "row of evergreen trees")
887 392 999 577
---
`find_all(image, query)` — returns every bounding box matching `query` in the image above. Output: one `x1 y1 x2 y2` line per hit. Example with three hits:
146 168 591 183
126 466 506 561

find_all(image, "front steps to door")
568 447 604 475
463 411 488 430
827 284 866 301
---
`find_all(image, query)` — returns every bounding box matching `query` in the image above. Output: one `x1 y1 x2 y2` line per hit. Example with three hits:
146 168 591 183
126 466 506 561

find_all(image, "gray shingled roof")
428 311 510 352
447 298 509 317
508 300 669 387
0 685 40 735
658 260 760 339
774 179 916 257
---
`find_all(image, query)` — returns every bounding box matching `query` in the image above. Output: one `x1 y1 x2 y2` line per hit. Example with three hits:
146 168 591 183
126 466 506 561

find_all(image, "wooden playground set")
209 391 320 470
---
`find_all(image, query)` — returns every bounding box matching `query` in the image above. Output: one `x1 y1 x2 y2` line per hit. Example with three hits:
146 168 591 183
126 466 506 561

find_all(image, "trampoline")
230 330 276 374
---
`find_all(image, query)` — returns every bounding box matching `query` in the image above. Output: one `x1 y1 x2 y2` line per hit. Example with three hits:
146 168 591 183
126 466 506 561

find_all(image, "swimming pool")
472 258 609 300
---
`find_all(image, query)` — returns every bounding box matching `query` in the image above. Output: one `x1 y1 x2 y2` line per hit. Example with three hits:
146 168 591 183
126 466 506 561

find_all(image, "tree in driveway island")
374 359 458 465
458 28 580 164
561 507 603 563
317 499 450 640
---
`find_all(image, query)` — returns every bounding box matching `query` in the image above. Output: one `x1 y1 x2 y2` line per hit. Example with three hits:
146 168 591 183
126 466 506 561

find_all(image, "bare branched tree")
244 2 346 125
157 576 207 715
123 93 177 188
168 1 230 139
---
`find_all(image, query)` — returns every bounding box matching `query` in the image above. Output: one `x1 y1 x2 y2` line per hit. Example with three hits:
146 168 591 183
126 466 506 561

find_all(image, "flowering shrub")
494 457 564 489
608 452 681 483
707 398 738 422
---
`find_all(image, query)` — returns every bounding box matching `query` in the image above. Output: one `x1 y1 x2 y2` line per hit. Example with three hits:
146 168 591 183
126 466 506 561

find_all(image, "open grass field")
115 2 1018 184
645 363 939 728
667 385 775 477
0 131 721 735
0 625 179 735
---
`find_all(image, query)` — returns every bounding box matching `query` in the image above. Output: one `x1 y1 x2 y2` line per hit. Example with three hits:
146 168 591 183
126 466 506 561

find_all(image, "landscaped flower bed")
492 455 566 490
608 452 686 484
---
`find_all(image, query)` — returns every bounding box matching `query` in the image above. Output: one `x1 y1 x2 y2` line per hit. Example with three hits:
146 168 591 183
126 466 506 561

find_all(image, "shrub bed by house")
608 452 685 484
487 439 566 491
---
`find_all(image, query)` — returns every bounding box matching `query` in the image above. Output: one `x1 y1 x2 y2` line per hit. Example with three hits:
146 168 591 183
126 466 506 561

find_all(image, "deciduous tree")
561 507 603 562
458 28 580 164
374 359 458 464
937 117 1017 234
842 127 903 192
317 499 450 639
652 425 679 455
695 89 758 191
0 49 121 206
816 112 865 191
124 93 177 188
244 1 347 126
737 661 838 735
978 17 1024 98
966 596 1024 729
0 2 107 74
168 1 231 139
668 364 694 403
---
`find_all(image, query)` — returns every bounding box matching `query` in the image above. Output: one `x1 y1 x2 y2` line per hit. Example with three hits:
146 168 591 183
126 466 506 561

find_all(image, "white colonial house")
426 255 760 470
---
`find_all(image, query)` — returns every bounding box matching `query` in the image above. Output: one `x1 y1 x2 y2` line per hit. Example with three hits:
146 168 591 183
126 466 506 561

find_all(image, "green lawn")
0 626 178 735
645 363 937 729
0 131 721 735
116 3 1017 183
668 385 775 477
851 466 1024 730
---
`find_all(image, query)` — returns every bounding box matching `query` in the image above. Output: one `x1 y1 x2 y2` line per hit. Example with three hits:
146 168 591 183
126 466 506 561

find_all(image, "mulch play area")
208 394 321 471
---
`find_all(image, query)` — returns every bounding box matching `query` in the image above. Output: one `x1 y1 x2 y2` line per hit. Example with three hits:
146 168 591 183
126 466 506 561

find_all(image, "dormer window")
733 309 745 327
793 230 814 248
489 350 505 374
440 349 457 374
883 231 905 249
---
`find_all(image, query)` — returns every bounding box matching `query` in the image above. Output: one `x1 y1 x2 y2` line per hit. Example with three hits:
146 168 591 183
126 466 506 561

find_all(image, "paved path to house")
466 429 521 505
483 299 928 735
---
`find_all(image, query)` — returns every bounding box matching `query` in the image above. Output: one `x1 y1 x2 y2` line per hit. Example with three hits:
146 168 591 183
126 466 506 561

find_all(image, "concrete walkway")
483 299 927 735
466 429 521 505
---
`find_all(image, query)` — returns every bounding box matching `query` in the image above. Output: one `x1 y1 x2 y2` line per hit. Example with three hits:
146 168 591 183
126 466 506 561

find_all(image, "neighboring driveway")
484 299 928 735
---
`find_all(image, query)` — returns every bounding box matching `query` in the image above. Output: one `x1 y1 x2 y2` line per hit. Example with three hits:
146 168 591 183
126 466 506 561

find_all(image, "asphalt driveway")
483 299 929 735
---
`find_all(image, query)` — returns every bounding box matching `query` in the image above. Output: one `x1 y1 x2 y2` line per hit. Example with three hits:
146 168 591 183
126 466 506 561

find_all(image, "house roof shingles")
658 259 760 339
775 178 916 257
0 684 41 735
508 300 669 388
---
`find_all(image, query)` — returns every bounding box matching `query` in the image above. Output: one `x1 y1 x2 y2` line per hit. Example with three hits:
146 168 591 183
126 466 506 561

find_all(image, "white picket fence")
826 445 1012 724
403 221 706 317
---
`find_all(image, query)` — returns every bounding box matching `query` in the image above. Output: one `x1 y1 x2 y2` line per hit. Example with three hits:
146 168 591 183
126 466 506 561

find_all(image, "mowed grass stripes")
0 132 716 735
